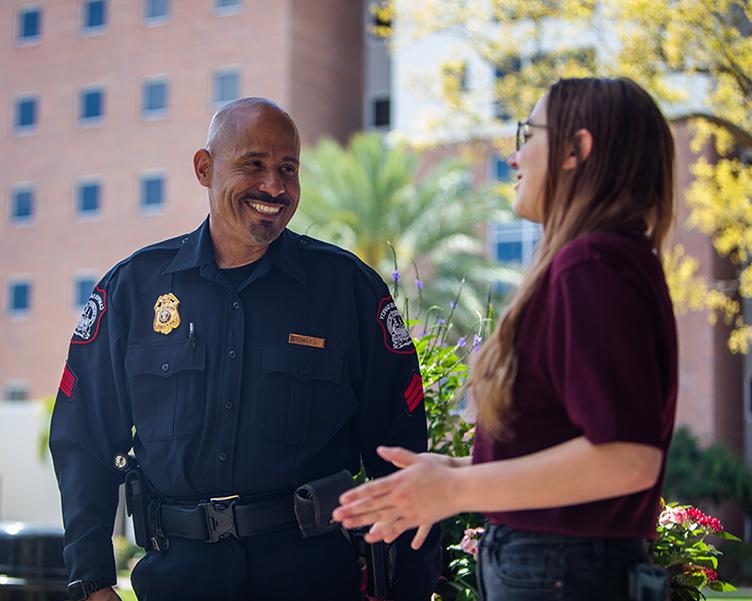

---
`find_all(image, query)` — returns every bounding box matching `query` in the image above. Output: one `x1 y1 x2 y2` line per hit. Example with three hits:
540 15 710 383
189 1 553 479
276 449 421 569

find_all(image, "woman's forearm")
453 436 662 514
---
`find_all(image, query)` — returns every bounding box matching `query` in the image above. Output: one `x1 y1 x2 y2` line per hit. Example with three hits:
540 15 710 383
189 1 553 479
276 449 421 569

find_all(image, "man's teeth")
249 202 281 215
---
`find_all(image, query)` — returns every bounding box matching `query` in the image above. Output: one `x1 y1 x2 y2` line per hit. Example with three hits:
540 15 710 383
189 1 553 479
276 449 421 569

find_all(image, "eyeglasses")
516 120 548 151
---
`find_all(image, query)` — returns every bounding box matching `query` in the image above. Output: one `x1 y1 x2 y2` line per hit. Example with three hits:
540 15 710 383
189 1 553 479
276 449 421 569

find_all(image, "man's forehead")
208 99 300 155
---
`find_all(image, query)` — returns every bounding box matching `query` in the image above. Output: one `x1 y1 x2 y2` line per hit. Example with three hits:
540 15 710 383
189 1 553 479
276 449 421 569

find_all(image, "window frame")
17 4 42 45
75 178 103 219
141 77 169 119
78 85 105 127
13 94 39 136
9 184 35 226
143 0 170 25
139 171 166 214
81 0 108 36
213 0 243 17
6 277 32 319
212 67 241 108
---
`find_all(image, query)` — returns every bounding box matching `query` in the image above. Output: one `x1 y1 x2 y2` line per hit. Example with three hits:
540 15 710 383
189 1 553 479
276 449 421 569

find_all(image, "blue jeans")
477 525 649 601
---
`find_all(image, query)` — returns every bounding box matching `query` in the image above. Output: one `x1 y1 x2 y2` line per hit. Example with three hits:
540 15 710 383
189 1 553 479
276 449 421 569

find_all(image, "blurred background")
1 0 752 596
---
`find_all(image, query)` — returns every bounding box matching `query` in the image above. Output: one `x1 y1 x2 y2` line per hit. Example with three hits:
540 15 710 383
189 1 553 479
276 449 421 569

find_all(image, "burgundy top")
472 231 677 539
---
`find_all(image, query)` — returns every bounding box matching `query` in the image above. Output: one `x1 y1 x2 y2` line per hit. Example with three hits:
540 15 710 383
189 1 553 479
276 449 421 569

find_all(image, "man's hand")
88 588 121 601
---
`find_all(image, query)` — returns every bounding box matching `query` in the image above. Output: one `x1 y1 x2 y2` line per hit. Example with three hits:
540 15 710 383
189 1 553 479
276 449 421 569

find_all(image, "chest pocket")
125 340 206 442
261 344 355 447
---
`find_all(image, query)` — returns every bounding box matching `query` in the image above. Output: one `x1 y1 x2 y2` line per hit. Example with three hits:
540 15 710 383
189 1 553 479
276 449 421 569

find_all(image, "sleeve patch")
404 373 424 414
376 296 416 355
71 287 107 345
59 362 77 399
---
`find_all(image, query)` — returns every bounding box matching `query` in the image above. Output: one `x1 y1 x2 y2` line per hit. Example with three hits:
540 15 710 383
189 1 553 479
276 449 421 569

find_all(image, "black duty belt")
159 494 298 543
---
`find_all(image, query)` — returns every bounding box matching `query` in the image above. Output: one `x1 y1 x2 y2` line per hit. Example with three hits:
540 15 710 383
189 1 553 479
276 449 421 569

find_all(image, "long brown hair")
472 77 675 439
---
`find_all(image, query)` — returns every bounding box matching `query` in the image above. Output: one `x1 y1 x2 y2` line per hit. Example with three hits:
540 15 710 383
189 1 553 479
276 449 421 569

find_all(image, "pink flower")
658 506 688 527
459 527 485 558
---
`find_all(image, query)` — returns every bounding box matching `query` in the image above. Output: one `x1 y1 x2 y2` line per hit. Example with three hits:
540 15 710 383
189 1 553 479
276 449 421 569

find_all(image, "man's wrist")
67 579 112 600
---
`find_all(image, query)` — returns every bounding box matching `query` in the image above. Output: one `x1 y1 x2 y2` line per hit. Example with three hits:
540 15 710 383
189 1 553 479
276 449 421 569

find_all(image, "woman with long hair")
333 77 677 600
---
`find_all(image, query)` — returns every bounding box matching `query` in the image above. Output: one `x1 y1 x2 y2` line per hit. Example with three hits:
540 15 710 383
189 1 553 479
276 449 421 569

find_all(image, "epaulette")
100 232 189 285
290 231 386 295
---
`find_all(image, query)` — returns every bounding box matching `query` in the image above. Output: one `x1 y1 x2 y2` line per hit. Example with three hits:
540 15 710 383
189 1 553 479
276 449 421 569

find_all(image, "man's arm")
355 280 441 601
49 274 133 586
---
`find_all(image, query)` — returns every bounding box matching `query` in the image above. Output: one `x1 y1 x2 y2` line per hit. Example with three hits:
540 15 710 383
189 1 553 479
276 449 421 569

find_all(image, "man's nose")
258 171 285 198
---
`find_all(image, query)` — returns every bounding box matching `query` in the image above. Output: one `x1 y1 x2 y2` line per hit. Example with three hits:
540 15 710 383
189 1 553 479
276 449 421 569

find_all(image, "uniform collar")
163 216 307 285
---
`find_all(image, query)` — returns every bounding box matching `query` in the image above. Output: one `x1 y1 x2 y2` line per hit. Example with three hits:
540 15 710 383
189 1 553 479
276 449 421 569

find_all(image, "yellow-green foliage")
377 0 752 353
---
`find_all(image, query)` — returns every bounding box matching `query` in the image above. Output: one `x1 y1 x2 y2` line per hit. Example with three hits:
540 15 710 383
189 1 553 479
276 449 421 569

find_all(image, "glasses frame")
516 120 548 152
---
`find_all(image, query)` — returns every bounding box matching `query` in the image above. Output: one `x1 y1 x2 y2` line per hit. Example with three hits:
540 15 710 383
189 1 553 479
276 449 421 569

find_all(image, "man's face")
205 107 301 246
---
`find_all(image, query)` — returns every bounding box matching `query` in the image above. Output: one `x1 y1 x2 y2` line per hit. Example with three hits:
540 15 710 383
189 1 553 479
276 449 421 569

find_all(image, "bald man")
50 98 440 601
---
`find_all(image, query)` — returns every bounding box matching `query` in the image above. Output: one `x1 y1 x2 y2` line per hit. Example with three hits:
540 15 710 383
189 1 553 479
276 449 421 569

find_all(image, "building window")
141 174 165 210
7 280 31 316
3 383 29 402
77 181 101 216
82 0 107 32
18 6 42 43
144 0 170 22
14 96 38 134
10 187 34 224
74 276 97 309
490 220 542 269
372 97 390 128
142 79 168 118
213 69 240 107
79 87 104 124
214 0 242 15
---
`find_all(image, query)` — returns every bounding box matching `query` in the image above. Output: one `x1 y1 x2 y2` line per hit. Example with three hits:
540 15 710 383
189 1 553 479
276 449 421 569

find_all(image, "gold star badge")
153 293 181 335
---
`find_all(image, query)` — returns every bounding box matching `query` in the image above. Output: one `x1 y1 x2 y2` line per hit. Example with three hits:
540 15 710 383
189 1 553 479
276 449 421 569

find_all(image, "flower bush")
652 501 740 600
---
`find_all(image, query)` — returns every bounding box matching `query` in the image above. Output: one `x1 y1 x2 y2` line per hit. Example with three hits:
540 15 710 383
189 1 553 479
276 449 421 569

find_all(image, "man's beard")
248 220 283 245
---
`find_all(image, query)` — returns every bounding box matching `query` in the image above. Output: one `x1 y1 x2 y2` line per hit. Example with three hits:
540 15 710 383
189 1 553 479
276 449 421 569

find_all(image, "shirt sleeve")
355 278 441 601
49 270 133 584
544 260 664 447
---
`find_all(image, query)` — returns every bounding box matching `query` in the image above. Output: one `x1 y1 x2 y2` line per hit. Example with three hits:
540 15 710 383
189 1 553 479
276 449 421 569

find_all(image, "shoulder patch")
376 296 415 355
72 287 107 344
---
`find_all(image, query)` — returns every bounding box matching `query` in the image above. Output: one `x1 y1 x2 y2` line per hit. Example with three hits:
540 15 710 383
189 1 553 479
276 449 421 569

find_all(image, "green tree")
291 131 521 330
372 0 752 352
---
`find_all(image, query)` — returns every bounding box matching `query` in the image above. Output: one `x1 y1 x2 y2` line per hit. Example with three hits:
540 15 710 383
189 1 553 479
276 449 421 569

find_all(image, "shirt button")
297 367 309 377
228 350 237 359
232 301 241 310
224 401 233 411
161 363 169 372
219 452 228 462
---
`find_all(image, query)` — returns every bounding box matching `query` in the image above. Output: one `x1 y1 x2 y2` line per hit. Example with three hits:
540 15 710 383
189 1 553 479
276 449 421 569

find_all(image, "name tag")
288 333 326 349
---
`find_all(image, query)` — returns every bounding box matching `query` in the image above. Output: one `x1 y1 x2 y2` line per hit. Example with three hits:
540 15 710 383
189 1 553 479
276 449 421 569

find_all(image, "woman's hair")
472 77 675 439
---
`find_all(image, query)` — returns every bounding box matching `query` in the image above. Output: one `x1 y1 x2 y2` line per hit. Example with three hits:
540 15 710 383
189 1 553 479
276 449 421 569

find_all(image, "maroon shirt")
472 231 678 539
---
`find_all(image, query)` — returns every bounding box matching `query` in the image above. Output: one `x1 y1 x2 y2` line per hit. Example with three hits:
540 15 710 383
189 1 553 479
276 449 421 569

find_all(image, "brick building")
1 0 377 400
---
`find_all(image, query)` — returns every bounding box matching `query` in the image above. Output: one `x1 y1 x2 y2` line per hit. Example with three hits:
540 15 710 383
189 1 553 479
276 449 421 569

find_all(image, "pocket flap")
261 344 343 384
125 340 206 378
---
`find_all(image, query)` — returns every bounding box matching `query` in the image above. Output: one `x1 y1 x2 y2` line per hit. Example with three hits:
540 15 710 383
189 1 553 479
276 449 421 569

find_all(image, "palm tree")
290 132 521 335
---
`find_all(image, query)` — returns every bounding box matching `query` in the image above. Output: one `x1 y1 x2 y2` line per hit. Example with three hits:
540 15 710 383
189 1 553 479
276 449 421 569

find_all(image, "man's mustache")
240 191 291 206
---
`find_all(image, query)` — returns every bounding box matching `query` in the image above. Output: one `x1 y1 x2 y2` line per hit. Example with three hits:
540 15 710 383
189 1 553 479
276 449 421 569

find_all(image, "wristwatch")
67 579 112 601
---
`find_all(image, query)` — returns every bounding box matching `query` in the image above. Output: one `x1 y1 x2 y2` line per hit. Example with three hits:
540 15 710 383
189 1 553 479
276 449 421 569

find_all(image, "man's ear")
193 149 213 187
562 128 593 171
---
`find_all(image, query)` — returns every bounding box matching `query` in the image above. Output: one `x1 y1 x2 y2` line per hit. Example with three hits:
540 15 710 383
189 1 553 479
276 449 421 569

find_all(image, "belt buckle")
200 494 240 543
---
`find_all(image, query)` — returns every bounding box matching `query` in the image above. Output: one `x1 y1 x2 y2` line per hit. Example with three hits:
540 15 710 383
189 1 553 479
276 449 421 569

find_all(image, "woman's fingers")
366 517 411 544
338 472 399 505
410 524 433 550
376 446 418 468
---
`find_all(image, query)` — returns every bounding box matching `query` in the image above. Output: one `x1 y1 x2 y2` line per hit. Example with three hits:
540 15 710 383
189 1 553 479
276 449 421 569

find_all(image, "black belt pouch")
294 469 354 538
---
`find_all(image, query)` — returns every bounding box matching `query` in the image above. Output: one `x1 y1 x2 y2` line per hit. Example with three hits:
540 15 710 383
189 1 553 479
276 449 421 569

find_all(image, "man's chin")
248 223 284 245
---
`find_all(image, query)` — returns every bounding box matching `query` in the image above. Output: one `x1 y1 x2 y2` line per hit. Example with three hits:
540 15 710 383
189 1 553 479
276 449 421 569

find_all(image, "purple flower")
472 334 483 352
415 279 424 290
391 270 401 284
450 301 458 309
457 337 467 348
437 318 446 325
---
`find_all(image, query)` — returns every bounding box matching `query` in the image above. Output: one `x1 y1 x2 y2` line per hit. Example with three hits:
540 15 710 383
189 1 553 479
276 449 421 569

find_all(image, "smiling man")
50 98 440 601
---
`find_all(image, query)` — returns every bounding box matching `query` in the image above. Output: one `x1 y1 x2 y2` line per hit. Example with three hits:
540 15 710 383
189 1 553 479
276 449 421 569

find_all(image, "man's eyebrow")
238 151 299 165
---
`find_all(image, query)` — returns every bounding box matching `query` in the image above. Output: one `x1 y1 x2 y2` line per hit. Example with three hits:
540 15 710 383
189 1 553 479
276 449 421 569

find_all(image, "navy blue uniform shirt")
50 217 439 598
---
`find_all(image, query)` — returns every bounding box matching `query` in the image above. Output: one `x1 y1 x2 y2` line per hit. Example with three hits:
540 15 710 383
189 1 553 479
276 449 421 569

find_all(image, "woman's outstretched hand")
332 446 462 550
